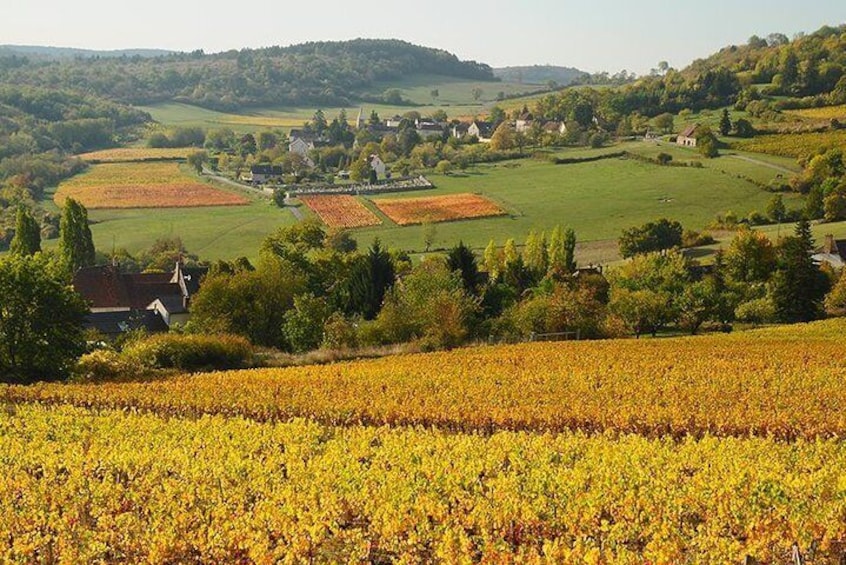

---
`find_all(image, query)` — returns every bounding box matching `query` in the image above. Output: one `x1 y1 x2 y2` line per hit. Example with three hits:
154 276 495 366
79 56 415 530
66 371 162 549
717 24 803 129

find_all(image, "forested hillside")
0 39 496 111
493 65 587 86
0 85 149 243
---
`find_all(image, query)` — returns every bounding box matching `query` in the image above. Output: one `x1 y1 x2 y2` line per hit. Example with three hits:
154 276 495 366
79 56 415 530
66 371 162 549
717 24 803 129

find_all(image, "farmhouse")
677 125 698 147
289 136 315 156
812 234 846 269
467 121 495 142
247 164 283 184
73 262 206 337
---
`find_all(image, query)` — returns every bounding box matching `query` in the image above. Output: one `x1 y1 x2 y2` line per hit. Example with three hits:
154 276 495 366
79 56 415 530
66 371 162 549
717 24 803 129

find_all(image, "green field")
138 75 538 132
42 196 297 262
44 141 801 263
343 144 803 255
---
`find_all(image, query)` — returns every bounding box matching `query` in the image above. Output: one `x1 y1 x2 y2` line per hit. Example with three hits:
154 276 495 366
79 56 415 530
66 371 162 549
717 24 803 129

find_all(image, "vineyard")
300 195 382 228
784 104 846 121
54 162 249 209
77 147 191 163
373 192 506 225
5 319 846 562
734 130 846 159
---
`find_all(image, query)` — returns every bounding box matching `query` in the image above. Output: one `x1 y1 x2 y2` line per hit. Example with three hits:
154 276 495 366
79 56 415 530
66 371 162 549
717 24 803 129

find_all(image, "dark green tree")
769 220 829 322
58 198 95 273
9 207 41 257
618 219 683 258
719 108 732 136
447 241 480 294
0 254 88 383
345 240 395 320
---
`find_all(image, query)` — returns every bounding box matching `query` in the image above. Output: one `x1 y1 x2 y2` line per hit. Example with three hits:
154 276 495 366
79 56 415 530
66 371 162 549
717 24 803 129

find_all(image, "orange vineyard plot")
54 162 249 209
374 193 505 225
300 195 381 228
78 147 190 163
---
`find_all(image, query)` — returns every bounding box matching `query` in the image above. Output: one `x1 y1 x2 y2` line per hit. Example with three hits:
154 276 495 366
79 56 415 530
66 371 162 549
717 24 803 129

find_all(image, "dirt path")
729 154 796 175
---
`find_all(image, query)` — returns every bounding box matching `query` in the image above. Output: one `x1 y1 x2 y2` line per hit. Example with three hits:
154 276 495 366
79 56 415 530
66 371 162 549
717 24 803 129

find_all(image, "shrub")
735 298 776 325
124 333 254 372
73 350 144 383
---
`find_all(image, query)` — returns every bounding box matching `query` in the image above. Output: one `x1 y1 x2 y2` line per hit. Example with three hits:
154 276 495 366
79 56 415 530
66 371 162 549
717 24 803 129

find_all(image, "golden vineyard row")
3 404 846 564
7 320 846 439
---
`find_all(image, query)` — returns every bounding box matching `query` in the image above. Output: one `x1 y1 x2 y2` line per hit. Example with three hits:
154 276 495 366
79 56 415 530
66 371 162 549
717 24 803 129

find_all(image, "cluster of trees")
1 40 496 111
186 216 840 355
791 148 846 222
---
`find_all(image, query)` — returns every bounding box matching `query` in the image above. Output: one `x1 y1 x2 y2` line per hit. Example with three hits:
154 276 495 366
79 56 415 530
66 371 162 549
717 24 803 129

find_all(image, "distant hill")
0 45 176 59
494 65 587 86
0 39 496 111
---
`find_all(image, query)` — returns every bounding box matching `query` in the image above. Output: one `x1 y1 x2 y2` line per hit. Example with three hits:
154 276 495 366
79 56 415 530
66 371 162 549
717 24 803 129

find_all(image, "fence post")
743 556 756 565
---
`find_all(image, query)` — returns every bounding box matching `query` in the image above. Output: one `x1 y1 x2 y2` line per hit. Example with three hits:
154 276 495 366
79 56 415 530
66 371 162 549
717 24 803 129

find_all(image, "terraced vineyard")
5 320 846 563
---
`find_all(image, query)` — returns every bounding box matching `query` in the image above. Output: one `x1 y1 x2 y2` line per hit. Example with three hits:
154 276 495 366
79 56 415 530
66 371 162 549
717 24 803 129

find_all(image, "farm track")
728 154 795 174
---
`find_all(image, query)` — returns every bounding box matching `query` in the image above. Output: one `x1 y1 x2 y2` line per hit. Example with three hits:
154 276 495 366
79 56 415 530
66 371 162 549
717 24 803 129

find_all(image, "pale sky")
4 0 845 74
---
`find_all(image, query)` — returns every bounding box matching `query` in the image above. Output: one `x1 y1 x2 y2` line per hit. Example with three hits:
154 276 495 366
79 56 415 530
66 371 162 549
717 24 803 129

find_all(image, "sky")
4 0 845 74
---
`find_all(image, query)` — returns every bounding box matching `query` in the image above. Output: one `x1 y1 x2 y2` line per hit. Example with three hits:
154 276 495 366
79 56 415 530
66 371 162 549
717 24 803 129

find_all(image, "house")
385 115 404 128
288 136 315 157
451 122 470 139
73 262 207 337
515 112 533 133
467 121 495 142
677 124 698 147
415 119 445 140
370 154 387 178
812 234 846 269
543 121 567 135
247 164 283 184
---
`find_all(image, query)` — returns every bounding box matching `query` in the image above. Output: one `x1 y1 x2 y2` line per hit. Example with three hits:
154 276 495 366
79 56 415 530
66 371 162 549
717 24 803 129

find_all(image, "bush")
735 298 776 325
123 333 254 372
73 349 144 382
682 229 716 247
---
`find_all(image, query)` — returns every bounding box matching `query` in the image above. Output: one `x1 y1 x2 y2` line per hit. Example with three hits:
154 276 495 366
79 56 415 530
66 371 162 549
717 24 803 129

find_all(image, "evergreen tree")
769 219 829 322
345 239 395 320
58 198 95 273
9 207 41 257
446 241 479 294
719 108 732 136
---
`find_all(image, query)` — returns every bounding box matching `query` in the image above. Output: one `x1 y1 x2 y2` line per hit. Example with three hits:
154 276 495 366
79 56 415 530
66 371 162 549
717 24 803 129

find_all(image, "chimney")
824 234 836 254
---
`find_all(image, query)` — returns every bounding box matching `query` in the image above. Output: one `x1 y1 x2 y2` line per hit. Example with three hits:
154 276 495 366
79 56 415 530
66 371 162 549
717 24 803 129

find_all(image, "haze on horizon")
4 0 845 75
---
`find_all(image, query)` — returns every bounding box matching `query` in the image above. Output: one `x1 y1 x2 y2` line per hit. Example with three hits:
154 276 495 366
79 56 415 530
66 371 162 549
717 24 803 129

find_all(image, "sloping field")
5 320 846 562
54 162 249 209
77 147 190 162
734 130 846 159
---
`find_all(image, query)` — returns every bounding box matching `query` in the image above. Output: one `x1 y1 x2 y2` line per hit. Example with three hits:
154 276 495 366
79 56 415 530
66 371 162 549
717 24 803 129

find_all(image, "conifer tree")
769 219 829 322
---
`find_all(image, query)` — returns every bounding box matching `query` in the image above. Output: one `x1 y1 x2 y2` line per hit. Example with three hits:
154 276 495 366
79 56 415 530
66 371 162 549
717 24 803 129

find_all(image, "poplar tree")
58 198 95 274
9 207 41 257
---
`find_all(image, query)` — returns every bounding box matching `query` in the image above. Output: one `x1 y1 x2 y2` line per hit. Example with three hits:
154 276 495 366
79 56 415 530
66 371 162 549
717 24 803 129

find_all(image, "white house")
468 121 494 142
370 154 386 178
515 112 533 133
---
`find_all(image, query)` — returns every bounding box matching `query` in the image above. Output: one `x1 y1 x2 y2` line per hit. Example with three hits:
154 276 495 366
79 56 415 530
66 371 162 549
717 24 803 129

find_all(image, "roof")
470 121 494 136
250 164 283 175
679 125 697 138
73 263 203 311
151 295 188 314
84 309 168 336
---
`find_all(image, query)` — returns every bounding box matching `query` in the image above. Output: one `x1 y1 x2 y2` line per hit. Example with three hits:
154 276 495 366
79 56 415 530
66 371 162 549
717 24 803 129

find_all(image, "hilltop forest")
0 39 495 112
